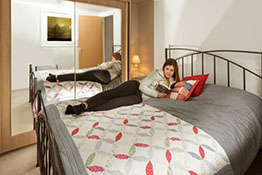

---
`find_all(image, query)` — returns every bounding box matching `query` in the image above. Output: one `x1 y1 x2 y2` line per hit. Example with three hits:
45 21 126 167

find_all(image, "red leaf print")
146 161 153 175
151 116 155 120
45 86 51 89
88 135 100 140
167 122 178 126
104 115 113 119
169 137 182 141
199 146 205 159
140 126 151 129
134 143 149 147
166 149 172 163
123 119 128 125
155 110 163 112
80 114 89 117
113 154 130 159
89 85 94 89
53 93 58 99
78 82 84 85
69 85 73 91
92 122 99 128
57 84 63 87
87 166 105 172
188 170 198 175
142 104 145 107
115 132 122 142
71 128 79 136
193 126 198 134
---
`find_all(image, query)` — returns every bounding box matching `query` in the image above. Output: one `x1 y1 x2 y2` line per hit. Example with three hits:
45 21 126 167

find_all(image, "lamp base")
133 64 139 75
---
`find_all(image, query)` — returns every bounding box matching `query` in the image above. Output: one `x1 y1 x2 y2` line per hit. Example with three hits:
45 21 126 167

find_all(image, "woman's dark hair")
112 52 121 61
162 58 180 82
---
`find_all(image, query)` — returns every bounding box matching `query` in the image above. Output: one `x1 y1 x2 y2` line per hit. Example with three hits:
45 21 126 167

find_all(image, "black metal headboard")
165 47 262 96
112 45 121 54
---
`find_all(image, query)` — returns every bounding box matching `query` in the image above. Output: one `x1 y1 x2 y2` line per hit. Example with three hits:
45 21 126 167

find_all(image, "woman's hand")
157 92 167 98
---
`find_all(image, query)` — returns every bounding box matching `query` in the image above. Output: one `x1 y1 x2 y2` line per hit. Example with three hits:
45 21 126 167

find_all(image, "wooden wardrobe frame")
0 0 130 154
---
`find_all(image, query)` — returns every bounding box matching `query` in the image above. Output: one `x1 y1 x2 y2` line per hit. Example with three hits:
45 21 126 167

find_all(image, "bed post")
29 64 32 102
165 48 168 60
37 90 42 113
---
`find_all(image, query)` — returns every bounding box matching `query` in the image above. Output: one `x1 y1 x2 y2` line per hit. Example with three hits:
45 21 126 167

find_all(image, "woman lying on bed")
65 58 180 115
46 52 121 84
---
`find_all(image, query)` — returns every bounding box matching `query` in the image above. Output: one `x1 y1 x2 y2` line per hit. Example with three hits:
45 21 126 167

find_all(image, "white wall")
113 10 121 46
154 0 262 95
12 0 121 90
12 1 75 90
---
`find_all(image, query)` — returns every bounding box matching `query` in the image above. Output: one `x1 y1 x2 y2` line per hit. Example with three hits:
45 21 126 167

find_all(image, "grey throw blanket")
144 84 262 175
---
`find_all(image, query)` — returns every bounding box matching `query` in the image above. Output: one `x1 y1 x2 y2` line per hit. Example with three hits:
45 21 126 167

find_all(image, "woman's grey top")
99 60 121 80
139 69 175 100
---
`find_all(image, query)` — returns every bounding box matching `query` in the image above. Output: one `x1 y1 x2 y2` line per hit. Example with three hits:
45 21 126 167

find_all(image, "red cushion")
166 80 199 101
182 74 209 96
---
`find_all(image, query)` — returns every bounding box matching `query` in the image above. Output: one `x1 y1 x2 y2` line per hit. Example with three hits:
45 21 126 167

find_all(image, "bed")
29 45 122 105
34 48 262 175
30 66 121 105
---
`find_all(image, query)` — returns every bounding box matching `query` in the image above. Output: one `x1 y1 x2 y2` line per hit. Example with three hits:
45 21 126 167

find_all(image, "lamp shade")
132 55 140 64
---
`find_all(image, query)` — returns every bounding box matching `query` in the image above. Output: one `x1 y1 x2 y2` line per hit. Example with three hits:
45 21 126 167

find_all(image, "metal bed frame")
29 45 122 104
29 64 58 103
112 44 121 53
165 47 262 96
33 48 262 174
33 90 65 175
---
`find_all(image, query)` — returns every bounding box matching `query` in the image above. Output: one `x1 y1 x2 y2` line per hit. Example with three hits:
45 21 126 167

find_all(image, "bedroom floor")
11 88 34 136
0 144 261 175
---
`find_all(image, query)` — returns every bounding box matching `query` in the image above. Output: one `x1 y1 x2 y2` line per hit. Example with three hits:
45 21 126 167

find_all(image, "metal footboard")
33 90 65 175
29 64 35 103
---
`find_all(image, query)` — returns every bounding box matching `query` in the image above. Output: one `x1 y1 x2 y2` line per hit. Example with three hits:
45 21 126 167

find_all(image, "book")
156 82 176 94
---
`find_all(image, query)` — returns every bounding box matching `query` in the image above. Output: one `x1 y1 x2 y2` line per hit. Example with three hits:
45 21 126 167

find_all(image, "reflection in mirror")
11 0 122 136
11 0 75 136
74 2 122 99
75 2 121 68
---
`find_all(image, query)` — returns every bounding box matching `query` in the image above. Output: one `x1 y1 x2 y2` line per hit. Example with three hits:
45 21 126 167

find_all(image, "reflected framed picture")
41 10 74 46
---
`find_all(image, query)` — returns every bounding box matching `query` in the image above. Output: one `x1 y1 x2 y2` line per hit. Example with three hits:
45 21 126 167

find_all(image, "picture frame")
41 10 74 46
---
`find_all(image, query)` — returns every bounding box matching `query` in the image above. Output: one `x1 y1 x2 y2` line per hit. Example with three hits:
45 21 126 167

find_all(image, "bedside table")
131 74 147 81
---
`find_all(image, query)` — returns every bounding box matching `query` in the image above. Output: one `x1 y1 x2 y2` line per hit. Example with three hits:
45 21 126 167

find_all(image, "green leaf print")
85 152 96 166
86 129 93 137
165 138 170 148
167 165 173 175
176 118 181 124
129 145 136 156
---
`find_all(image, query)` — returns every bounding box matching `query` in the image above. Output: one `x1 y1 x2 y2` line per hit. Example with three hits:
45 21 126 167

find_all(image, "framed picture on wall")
41 10 74 46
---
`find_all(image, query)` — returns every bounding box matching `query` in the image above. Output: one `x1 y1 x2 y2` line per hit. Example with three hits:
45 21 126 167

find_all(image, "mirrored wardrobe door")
1 0 129 153
74 2 122 99
72 0 129 82
11 0 75 136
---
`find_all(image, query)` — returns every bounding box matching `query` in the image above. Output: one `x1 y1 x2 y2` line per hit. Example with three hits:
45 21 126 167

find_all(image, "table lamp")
132 55 140 75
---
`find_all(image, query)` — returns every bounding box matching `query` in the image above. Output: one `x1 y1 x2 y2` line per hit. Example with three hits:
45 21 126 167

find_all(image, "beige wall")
130 4 139 74
130 1 154 76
